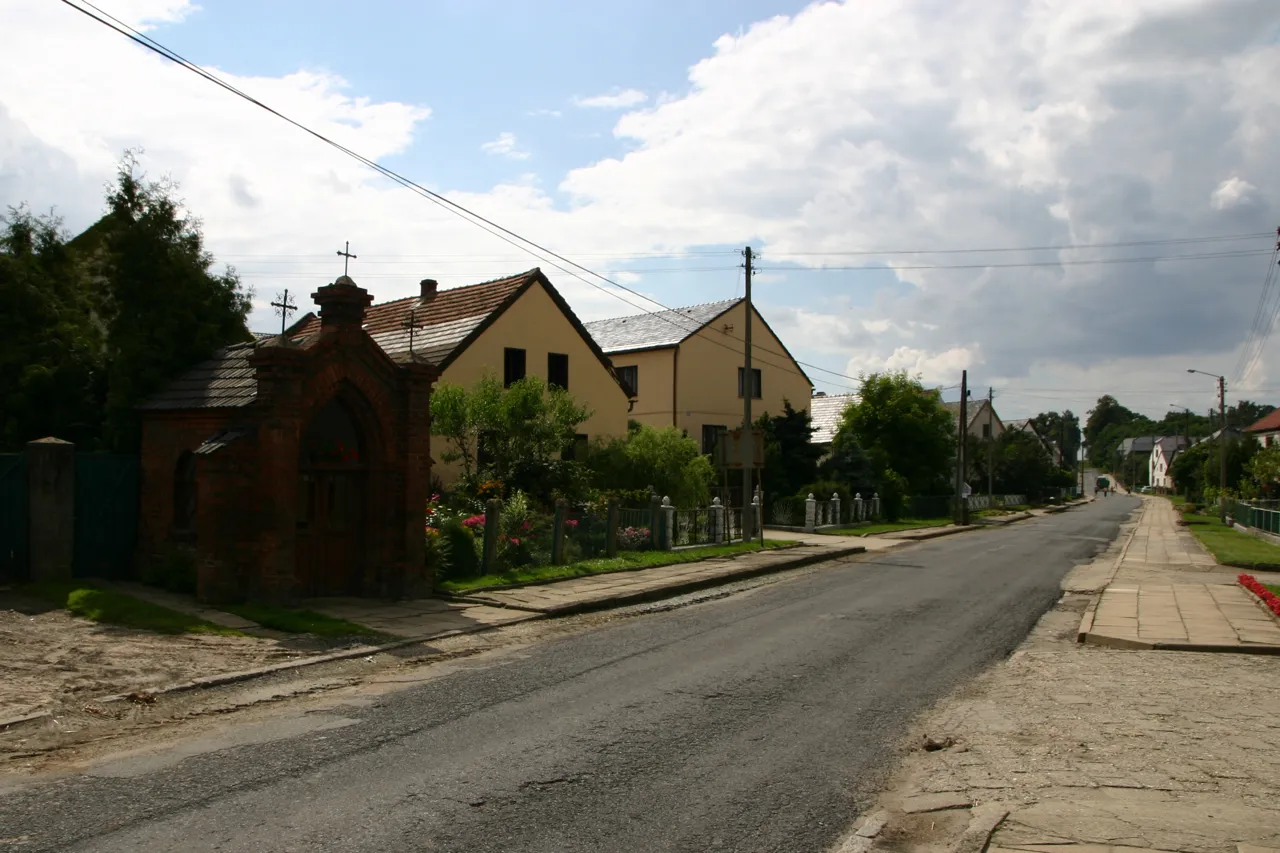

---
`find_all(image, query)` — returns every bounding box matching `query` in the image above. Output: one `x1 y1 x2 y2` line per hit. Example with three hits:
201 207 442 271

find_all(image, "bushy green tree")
834 371 955 495
0 207 105 449
585 422 715 507
1029 410 1081 469
431 374 592 502
756 400 824 501
818 431 878 497
92 154 253 450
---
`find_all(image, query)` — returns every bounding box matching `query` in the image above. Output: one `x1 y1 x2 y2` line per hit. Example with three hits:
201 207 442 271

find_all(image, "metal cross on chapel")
401 307 424 356
270 289 297 336
336 241 357 276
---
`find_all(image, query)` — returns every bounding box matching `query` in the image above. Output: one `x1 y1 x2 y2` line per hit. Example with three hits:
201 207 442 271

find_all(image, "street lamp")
1186 369 1227 522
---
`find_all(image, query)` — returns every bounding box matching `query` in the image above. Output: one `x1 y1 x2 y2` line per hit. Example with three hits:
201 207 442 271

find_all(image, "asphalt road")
0 496 1139 853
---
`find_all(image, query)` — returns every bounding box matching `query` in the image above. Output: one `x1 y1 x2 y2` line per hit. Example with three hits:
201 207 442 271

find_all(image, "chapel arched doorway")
296 395 368 596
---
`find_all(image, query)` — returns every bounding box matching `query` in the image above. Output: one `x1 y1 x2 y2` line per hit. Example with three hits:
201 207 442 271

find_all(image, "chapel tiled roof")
809 393 858 444
583 299 740 354
138 342 258 410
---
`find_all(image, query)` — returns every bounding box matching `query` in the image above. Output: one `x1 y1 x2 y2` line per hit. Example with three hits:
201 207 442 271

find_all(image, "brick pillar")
27 437 75 581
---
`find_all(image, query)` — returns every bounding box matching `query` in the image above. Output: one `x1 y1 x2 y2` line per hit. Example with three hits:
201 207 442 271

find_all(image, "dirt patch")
0 596 320 721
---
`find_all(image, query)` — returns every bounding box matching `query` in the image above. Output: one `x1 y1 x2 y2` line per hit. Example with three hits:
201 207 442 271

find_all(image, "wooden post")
482 498 500 572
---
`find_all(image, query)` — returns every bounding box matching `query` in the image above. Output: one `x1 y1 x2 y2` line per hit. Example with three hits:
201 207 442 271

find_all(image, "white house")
1149 436 1190 490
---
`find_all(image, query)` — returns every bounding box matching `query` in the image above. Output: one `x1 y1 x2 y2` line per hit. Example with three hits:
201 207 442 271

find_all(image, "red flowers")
462 514 486 529
1238 573 1280 617
564 518 579 529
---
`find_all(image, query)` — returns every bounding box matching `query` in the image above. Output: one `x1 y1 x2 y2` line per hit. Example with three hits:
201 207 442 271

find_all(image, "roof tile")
583 299 740 353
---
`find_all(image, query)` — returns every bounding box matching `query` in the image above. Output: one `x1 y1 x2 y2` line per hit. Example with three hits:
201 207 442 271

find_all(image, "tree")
990 430 1061 495
432 374 592 501
1246 445 1280 499
0 207 105 449
92 154 253 450
818 430 878 498
585 422 715 507
1029 410 1081 469
1230 400 1276 430
834 371 955 495
756 400 825 501
1169 436 1261 499
1084 395 1148 467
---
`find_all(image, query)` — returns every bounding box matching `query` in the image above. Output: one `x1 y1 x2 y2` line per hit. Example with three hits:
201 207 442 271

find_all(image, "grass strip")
439 540 796 594
23 581 242 636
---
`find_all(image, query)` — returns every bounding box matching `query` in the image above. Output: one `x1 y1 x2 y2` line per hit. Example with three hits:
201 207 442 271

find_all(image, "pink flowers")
564 518 579 529
462 514 486 529
1238 573 1280 617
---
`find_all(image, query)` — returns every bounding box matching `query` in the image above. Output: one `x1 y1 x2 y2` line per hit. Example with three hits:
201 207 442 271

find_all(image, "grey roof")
194 427 252 455
1153 436 1191 453
809 393 858 444
1005 418 1030 431
583 299 739 354
139 342 259 410
1118 436 1158 454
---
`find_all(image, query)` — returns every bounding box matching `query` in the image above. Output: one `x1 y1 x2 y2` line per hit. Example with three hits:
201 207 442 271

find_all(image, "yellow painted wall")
432 281 630 485
606 348 675 430
672 302 813 451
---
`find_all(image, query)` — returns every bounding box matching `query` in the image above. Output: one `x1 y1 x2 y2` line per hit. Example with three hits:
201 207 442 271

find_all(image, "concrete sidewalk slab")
1081 583 1280 652
461 541 867 615
303 598 537 639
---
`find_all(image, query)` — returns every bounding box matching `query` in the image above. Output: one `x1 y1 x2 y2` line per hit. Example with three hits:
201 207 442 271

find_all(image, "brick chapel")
137 275 438 603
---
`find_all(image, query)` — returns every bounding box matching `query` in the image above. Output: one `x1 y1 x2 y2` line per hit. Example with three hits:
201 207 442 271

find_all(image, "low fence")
763 491 1031 534
966 494 1027 512
461 495 762 576
1226 500 1280 536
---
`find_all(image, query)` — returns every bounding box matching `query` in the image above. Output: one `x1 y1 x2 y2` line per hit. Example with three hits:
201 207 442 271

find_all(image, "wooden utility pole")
1218 375 1227 523
987 387 995 497
955 370 968 525
742 246 754 538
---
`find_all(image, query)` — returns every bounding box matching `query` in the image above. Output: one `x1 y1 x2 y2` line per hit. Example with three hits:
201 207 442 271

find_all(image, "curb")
436 543 806 598
886 525 979 542
2 545 866 735
1080 631 1280 655
465 544 869 616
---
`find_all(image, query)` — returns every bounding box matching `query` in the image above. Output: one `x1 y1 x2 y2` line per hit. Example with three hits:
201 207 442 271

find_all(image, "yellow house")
583 299 813 453
291 269 631 484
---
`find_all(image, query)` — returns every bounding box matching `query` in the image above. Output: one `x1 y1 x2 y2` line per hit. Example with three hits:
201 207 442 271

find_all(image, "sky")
3 0 1280 423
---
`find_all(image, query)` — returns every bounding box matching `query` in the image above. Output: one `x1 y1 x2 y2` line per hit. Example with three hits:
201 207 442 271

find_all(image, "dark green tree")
1029 410 1081 469
0 207 105 449
1084 395 1144 466
834 371 955 495
92 154 253 450
818 430 878 498
756 399 825 501
1229 400 1276 430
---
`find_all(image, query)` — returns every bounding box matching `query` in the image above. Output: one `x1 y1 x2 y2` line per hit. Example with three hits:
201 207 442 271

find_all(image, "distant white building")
1149 436 1191 490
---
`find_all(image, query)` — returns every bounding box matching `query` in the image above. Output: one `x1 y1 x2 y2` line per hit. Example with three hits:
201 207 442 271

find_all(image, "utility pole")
987 387 995 497
742 246 754 538
955 371 968 525
1218 375 1227 523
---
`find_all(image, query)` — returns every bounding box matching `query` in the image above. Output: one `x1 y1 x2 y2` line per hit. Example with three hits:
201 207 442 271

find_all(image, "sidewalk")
837 496 1280 853
456 539 867 615
1079 498 1280 652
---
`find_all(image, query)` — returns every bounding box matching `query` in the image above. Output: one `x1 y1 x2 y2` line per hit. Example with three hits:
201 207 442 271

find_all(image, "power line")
756 248 1274 273
1231 229 1280 385
60 0 859 388
764 232 1274 256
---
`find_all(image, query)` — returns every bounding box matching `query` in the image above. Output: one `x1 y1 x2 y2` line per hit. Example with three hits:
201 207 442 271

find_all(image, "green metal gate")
0 454 27 580
73 454 140 579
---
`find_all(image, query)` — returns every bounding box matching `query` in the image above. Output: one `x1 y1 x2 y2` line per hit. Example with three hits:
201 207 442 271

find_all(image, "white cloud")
4 0 1280 422
527 108 562 118
572 89 649 109
480 131 530 159
1210 176 1259 209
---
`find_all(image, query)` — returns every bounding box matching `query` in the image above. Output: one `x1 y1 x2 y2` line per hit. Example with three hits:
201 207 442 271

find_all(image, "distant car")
1139 486 1152 493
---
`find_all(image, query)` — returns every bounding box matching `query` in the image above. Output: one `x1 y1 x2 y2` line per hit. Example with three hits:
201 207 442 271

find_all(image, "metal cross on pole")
270 289 297 336
336 241 357 276
401 307 424 356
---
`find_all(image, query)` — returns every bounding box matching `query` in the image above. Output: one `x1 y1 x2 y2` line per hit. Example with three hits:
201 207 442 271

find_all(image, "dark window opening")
737 367 762 399
616 365 638 397
172 451 197 534
702 424 726 456
548 352 569 390
504 347 527 387
982 424 992 439
563 433 590 461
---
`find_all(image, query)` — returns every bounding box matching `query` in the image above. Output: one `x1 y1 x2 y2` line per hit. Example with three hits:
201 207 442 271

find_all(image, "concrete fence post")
27 437 75 582
710 497 724 543
831 492 841 526
853 493 863 523
661 496 675 550
805 492 816 533
871 492 881 519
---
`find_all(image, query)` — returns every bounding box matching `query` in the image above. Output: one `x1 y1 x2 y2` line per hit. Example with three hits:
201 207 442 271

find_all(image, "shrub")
438 518 481 581
617 526 651 550
424 526 451 580
879 469 909 522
